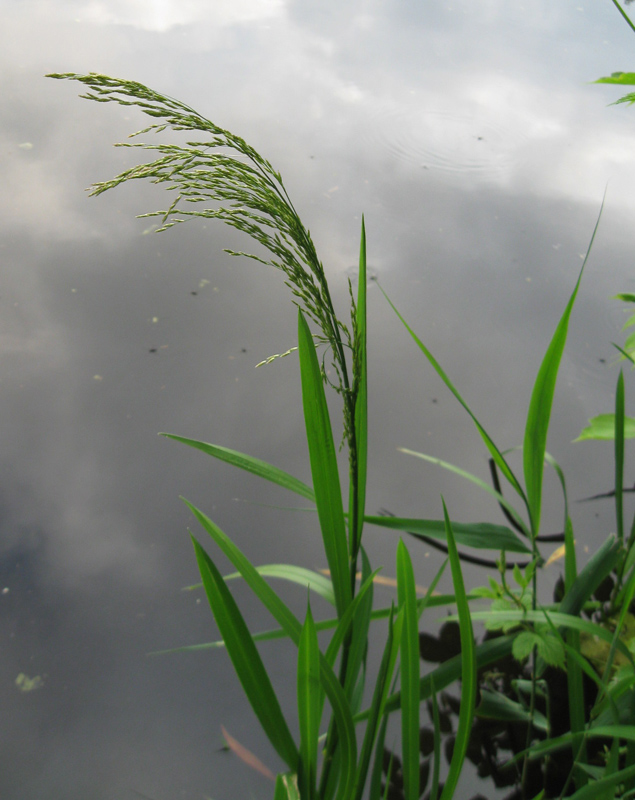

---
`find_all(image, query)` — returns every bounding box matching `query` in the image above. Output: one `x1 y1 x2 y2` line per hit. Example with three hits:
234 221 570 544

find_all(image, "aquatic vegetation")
49 71 635 800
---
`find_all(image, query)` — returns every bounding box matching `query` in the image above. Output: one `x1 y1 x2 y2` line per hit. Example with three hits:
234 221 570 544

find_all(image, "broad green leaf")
466 609 633 666
298 310 351 619
191 537 299 771
439 501 477 800
184 499 357 800
160 434 315 501
397 540 420 800
349 218 368 560
365 514 531 554
297 602 320 800
512 629 565 668
523 201 603 537
595 72 635 85
379 285 525 501
616 293 635 303
398 449 531 538
575 413 635 441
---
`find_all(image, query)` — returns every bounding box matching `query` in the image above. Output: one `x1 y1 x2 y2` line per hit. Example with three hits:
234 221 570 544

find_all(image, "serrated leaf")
575 413 635 442
595 72 635 85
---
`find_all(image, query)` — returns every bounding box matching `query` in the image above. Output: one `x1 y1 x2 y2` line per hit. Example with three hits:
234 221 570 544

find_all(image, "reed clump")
49 65 635 800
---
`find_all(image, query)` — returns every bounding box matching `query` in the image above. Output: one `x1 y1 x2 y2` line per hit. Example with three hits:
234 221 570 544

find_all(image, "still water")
3 1 635 798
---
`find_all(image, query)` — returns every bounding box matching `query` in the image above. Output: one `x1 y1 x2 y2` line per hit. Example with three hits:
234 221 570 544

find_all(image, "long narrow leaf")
298 310 351 619
350 218 368 559
560 535 622 616
342 548 374 704
398 449 531 538
191 537 299 770
353 606 403 800
378 284 525 500
615 370 625 544
274 773 301 800
397 540 420 800
366 514 531 553
298 602 320 800
440 501 477 800
184 499 357 800
523 200 603 537
161 434 315 501
222 564 336 607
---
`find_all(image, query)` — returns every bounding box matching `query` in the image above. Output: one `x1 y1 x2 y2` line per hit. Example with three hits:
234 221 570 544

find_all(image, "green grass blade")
353 606 403 800
342 548 374 703
366 514 531 554
191 536 299 771
298 601 321 800
439 500 477 800
430 676 441 800
221 564 336 606
523 201 603 537
324 566 378 672
398 449 531 538
184 498 357 800
378 283 525 501
160 434 315 501
615 370 625 545
397 540 420 800
350 217 368 560
274 773 301 800
560 535 622 616
609 0 635 36
298 310 351 619
368 709 390 800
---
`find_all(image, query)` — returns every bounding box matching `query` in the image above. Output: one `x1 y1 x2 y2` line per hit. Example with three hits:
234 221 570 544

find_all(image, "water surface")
2 2 635 798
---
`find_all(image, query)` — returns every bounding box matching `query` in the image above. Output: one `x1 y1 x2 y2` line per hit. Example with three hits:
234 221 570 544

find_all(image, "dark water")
3 1 635 798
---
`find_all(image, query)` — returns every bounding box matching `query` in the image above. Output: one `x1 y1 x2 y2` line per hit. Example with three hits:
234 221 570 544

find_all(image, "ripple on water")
367 102 528 183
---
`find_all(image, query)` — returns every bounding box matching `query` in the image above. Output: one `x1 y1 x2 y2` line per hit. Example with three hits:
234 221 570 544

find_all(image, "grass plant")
49 68 635 800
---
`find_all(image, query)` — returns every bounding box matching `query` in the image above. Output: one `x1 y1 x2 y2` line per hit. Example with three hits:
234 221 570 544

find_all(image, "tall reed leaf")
439 500 477 800
353 606 403 800
397 539 420 800
297 601 320 800
523 202 603 537
191 536 299 771
274 773 301 800
298 309 351 619
615 369 625 544
366 514 531 553
185 499 358 800
377 284 524 501
160 434 315 502
350 219 368 561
